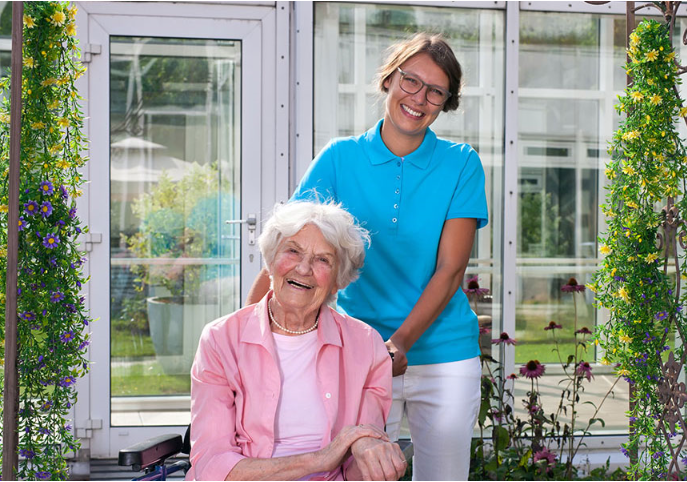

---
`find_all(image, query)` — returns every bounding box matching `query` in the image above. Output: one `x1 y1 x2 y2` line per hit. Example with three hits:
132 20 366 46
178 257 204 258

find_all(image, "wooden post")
2 2 23 480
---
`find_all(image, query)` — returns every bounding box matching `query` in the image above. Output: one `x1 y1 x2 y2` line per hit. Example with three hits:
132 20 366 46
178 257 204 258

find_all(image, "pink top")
186 292 392 481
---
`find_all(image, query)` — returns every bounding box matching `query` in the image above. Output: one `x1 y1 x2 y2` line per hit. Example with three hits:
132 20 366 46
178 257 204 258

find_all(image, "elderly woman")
187 201 406 481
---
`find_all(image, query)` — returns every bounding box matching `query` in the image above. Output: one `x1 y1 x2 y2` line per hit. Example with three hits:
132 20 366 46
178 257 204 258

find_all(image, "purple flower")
520 360 546 379
655 311 668 321
492 332 517 345
561 277 586 292
18 216 26 231
40 201 53 218
464 276 491 297
50 291 65 303
65 303 77 313
60 330 75 343
38 428 50 435
621 446 630 458
59 185 68 199
19 311 36 321
39 181 54 196
49 256 57 266
35 471 51 480
64 424 72 431
78 339 90 351
575 327 593 335
507 373 518 380
68 207 76 218
24 200 39 216
533 447 556 465
576 361 594 381
43 233 60 249
545 321 562 331
19 449 35 459
59 376 76 387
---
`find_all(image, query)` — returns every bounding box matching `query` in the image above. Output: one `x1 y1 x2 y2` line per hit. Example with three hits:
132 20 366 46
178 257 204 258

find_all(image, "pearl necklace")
268 299 319 335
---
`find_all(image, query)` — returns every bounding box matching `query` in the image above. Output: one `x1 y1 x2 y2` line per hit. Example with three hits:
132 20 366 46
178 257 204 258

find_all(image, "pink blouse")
186 293 392 481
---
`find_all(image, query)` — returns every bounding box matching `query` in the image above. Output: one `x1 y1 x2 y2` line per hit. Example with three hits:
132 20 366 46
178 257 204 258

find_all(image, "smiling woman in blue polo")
248 32 487 481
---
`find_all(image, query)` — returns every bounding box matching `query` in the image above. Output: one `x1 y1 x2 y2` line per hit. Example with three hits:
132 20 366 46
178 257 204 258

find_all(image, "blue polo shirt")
291 119 488 365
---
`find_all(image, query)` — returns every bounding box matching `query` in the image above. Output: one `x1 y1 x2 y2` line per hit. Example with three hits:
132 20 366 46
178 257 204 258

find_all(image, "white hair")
258 201 370 297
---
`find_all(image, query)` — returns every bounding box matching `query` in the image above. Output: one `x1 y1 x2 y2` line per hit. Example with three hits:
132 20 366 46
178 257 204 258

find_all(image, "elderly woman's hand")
316 424 389 473
350 437 407 480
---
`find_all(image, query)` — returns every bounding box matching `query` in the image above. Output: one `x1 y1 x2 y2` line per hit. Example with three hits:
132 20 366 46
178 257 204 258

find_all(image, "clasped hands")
317 424 407 481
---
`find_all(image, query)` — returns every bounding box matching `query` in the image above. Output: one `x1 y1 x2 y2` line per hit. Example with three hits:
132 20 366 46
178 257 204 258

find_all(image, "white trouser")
385 357 481 481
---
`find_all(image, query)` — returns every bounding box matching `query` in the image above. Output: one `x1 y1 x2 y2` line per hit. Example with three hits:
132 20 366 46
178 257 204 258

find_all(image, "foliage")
590 18 687 480
0 2 89 480
122 162 233 302
470 282 623 481
518 192 570 257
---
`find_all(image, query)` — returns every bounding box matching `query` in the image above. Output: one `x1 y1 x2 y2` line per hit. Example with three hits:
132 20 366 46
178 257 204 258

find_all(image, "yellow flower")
0 204 7 213
31 121 46 129
619 334 632 343
646 50 659 61
66 23 77 36
617 368 630 376
650 94 662 105
50 11 67 26
23 14 35 28
646 253 658 263
57 117 69 128
679 107 687 117
586 283 597 293
56 159 71 169
622 165 636 176
666 51 675 62
68 5 78 20
630 91 643 102
600 357 611 366
41 78 57 87
647 79 654 86
626 201 639 209
599 245 611 255
622 130 640 141
605 168 616 179
48 99 60 109
48 144 63 155
630 32 639 46
23 57 34 68
618 287 629 302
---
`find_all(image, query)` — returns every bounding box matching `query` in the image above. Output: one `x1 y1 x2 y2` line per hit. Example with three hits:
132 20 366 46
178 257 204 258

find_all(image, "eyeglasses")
396 67 451 106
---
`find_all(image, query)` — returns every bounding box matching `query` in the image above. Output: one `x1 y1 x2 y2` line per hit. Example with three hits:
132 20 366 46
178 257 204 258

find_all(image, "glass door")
83 5 275 457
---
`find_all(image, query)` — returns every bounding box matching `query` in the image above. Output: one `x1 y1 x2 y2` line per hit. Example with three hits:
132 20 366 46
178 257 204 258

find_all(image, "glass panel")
110 37 241 426
314 2 505 437
515 11 628 433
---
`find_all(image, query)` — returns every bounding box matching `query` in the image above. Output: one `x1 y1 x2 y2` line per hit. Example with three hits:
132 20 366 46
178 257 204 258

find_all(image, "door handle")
225 214 257 246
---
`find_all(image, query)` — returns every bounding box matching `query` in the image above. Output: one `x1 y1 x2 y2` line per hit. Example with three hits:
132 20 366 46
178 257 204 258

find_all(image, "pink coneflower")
576 361 594 381
507 373 518 380
464 275 490 297
533 447 556 465
544 321 562 331
575 326 593 335
520 360 546 379
561 277 586 292
479 325 492 335
492 332 517 345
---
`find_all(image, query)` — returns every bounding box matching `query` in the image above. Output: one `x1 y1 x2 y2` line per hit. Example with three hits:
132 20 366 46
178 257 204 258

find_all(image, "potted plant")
123 162 237 374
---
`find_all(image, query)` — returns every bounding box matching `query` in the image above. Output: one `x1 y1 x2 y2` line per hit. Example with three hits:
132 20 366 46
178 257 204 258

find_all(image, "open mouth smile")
287 279 313 289
402 104 424 118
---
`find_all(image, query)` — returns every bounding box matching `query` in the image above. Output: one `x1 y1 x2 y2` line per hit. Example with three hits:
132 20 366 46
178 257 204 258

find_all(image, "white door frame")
74 1 283 458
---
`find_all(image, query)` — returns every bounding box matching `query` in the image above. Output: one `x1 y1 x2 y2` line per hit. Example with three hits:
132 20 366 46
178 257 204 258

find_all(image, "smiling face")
270 224 339 317
381 52 449 154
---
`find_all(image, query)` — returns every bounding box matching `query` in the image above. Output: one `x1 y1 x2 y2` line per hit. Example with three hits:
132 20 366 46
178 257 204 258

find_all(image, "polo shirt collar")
364 118 437 170
242 291 342 348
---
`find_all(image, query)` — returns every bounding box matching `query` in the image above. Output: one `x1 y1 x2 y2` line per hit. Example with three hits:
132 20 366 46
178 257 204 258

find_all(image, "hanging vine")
590 17 687 480
0 2 90 480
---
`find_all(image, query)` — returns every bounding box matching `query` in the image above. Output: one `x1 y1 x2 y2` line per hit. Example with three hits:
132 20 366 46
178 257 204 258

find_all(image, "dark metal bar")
2 2 23 481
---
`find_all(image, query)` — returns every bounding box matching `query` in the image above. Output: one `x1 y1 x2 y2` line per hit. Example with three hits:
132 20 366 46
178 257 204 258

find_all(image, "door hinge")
82 43 102 64
76 419 102 439
83 232 102 252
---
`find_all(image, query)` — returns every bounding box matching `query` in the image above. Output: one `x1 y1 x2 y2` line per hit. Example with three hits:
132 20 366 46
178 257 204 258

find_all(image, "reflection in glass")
110 37 241 425
516 11 628 433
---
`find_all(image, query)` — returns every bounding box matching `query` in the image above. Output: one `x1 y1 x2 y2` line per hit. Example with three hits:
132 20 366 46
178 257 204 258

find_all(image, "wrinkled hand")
385 339 407 377
351 437 407 481
317 424 389 473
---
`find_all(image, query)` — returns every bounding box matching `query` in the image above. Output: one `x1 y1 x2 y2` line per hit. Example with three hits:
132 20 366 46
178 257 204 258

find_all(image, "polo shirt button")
325 392 332 399
395 189 400 194
396 175 400 180
394 204 398 209
392 218 397 223
397 161 401 167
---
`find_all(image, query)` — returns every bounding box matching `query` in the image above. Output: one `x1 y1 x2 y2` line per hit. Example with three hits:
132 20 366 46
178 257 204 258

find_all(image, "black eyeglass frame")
396 67 452 106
